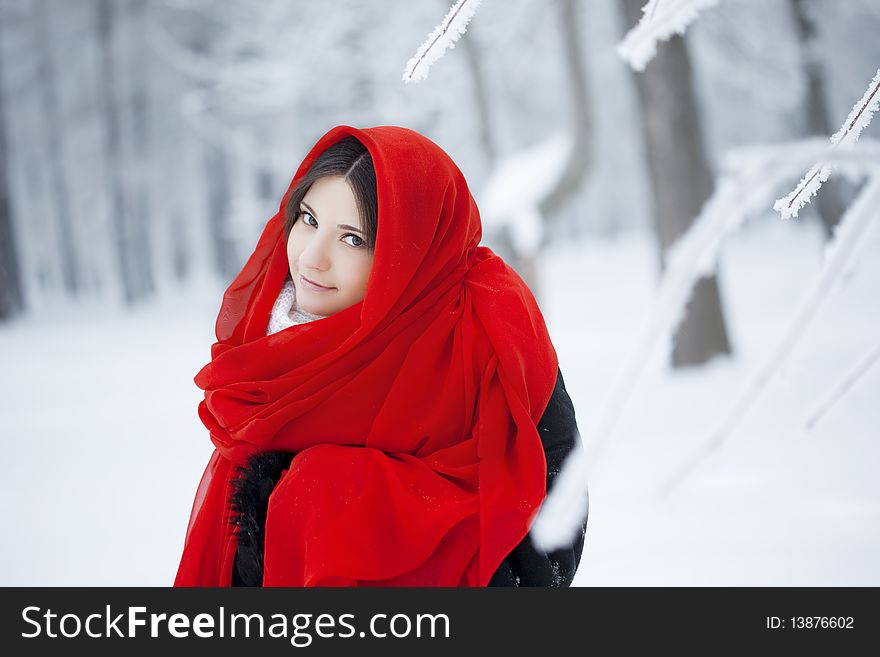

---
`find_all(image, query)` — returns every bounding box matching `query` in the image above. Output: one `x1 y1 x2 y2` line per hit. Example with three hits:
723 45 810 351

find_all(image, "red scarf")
174 125 558 587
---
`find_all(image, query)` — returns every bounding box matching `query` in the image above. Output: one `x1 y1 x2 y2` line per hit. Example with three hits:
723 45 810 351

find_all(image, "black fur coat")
228 367 588 587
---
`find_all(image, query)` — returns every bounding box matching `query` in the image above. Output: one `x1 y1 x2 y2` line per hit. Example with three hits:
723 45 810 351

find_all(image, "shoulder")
487 366 587 587
537 367 578 460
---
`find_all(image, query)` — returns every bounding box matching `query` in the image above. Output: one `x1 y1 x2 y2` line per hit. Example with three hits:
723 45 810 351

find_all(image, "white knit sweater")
266 275 329 335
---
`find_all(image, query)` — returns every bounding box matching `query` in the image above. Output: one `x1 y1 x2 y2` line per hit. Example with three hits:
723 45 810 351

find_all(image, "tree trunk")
0 19 23 321
127 0 156 300
539 0 592 222
35 0 80 296
459 10 497 170
203 143 236 278
526 0 593 300
96 0 137 304
622 0 731 368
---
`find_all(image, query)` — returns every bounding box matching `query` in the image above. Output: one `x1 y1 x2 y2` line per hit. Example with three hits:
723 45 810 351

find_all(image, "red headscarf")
173 125 558 587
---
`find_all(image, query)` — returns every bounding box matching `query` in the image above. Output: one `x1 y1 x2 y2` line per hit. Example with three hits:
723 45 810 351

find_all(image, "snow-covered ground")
1 215 878 586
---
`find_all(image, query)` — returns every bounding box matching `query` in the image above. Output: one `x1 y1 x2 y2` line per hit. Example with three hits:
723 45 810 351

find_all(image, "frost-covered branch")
659 172 880 498
831 68 880 149
586 139 880 471
534 148 778 551
479 132 573 259
774 68 880 219
617 0 720 72
804 339 880 431
532 139 880 546
531 434 590 552
402 0 483 83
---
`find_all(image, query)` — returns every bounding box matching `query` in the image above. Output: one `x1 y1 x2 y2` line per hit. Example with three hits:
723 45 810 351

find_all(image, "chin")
295 286 334 316
301 302 329 316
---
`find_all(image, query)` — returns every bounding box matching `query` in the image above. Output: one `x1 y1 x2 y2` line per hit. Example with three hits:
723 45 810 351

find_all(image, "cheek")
286 235 301 267
338 255 370 291
352 258 374 291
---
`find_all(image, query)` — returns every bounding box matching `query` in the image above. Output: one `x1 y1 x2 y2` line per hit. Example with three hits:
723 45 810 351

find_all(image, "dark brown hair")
283 135 378 252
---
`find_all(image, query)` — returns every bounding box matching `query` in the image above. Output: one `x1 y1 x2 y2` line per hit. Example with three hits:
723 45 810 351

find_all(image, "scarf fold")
174 125 558 587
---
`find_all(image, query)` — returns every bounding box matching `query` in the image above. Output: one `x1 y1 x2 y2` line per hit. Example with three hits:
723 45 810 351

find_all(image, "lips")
300 274 335 291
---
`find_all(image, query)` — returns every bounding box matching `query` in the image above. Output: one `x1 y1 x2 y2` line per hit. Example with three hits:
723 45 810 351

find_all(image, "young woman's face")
287 176 374 316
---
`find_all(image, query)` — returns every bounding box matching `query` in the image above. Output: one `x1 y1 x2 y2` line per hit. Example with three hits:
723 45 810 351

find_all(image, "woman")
174 125 588 587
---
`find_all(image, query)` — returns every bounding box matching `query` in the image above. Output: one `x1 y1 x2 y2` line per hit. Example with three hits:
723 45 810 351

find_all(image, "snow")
653 174 880 497
533 141 880 555
1 219 879 586
652 176 880 499
540 220 880 585
0 279 223 586
534 139 880 508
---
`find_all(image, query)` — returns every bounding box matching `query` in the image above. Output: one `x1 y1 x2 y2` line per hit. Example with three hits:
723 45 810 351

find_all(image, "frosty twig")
804 340 880 431
660 174 880 498
830 68 880 149
402 0 483 83
532 140 880 544
774 68 880 219
617 0 720 72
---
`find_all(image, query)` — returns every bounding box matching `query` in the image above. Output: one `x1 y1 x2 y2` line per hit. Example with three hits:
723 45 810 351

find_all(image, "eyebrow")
301 202 365 235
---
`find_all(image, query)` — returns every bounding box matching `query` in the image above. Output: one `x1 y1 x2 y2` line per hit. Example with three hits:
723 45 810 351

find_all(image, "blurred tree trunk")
96 0 135 303
501 0 593 301
789 0 854 239
0 20 23 321
539 0 592 222
127 0 156 300
183 19 236 280
622 0 731 368
97 0 156 304
204 143 236 278
124 0 156 299
447 0 591 302
35 0 80 296
525 0 593 299
460 16 497 169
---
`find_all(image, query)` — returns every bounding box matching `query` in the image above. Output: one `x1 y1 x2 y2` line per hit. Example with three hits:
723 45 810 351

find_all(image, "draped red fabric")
173 125 558 587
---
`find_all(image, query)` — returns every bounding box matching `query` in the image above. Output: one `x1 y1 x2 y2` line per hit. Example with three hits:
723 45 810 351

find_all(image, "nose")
298 234 332 272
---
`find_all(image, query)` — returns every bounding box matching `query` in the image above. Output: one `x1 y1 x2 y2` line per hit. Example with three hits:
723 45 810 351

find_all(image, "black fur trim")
227 450 296 587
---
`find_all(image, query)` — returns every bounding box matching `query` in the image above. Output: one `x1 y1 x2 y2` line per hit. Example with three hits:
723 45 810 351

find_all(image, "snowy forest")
1 0 878 586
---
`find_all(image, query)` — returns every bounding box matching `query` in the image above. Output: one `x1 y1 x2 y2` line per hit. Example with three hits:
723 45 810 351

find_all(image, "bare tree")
482 0 593 299
127 0 157 300
622 0 731 368
203 143 236 278
97 0 157 304
539 0 593 221
0 15 23 321
96 0 134 303
524 0 594 298
459 12 497 169
35 0 80 296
